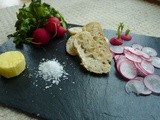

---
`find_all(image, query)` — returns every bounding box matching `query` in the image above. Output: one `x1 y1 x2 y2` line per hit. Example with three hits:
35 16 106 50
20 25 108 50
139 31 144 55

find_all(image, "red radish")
110 45 124 54
47 17 60 28
110 23 124 45
45 17 60 33
142 47 157 57
144 75 160 93
56 26 67 37
32 28 51 45
121 29 132 41
125 79 152 95
110 37 123 45
45 21 58 33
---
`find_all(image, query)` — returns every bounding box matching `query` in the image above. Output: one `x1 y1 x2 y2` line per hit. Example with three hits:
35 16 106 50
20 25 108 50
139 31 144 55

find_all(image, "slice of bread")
74 31 111 74
82 22 112 62
66 35 78 56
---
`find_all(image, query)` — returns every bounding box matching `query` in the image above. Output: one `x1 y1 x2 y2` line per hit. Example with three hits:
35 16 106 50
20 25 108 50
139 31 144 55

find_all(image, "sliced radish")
141 57 152 62
124 46 135 53
125 80 136 93
141 60 154 74
144 75 160 93
114 55 120 61
131 43 143 50
119 60 137 80
134 62 148 76
151 56 160 68
116 56 128 71
124 51 142 63
142 47 157 57
133 77 144 81
125 79 152 95
136 50 150 59
117 55 126 60
125 80 152 95
110 45 124 54
124 47 144 56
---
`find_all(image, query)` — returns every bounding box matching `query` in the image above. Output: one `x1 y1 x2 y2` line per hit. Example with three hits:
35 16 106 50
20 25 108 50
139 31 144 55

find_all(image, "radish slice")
132 43 143 50
119 60 137 79
134 62 148 76
124 46 142 56
133 77 144 81
142 47 157 57
124 51 142 63
125 80 152 95
118 55 126 60
124 46 135 53
136 49 150 59
114 55 120 61
110 46 124 54
151 56 160 68
141 57 152 62
144 75 160 93
141 60 154 74
116 55 127 71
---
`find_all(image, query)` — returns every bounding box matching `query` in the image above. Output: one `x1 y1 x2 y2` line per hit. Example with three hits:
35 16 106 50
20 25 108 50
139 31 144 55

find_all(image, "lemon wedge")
0 51 26 78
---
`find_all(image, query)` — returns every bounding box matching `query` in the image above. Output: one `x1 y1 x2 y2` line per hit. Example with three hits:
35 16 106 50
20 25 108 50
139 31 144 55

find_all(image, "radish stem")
125 29 130 35
117 22 124 38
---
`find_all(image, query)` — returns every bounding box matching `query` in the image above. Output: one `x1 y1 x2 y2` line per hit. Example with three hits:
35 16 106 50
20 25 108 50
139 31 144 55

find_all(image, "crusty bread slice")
82 22 112 62
66 35 78 56
74 31 111 74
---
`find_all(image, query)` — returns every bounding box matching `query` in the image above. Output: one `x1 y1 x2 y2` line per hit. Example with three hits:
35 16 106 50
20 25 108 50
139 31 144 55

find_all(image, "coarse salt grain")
37 59 68 86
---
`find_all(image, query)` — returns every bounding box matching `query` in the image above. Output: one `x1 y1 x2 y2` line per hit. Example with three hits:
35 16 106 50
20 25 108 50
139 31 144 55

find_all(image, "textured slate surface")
0 24 160 120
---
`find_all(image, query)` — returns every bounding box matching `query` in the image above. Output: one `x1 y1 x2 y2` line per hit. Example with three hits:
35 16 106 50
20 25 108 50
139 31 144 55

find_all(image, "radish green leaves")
8 0 67 45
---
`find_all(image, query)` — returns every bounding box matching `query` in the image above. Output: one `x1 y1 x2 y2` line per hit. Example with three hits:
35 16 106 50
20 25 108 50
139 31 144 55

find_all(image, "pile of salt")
37 59 68 86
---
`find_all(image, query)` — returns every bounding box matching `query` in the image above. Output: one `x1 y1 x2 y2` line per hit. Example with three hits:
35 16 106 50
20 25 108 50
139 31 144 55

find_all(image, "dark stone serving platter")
0 24 160 120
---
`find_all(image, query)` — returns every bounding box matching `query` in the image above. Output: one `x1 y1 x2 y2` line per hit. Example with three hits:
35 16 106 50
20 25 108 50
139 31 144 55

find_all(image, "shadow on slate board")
0 24 160 120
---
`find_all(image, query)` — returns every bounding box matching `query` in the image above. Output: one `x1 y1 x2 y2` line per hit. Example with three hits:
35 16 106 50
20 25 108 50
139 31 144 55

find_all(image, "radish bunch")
110 43 160 95
110 23 132 45
32 17 67 45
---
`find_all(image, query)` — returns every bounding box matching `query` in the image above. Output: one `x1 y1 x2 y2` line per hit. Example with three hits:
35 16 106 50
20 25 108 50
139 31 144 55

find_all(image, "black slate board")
0 24 160 120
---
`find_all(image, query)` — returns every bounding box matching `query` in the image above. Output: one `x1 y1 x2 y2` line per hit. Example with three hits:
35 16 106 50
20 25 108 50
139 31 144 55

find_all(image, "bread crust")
66 35 77 56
